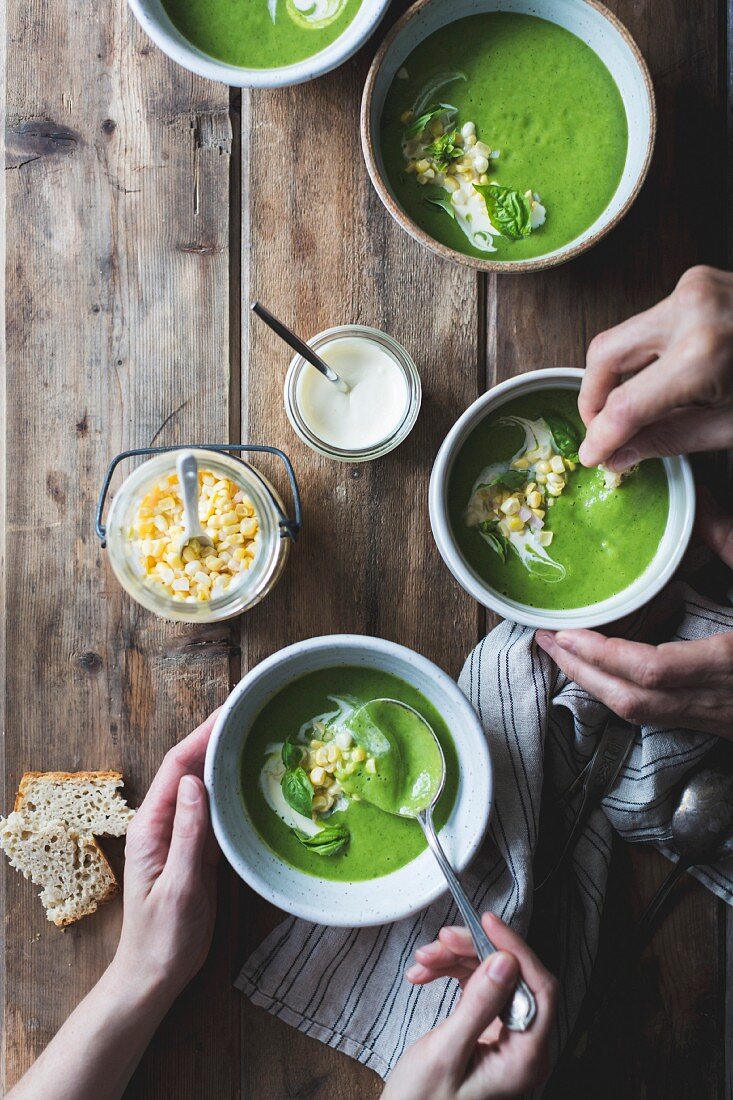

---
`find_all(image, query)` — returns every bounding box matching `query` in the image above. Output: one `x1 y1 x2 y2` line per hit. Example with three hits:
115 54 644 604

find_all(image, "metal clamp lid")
95 443 302 548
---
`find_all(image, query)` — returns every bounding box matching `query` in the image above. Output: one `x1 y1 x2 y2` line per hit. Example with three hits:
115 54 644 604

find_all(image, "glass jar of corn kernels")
97 446 301 623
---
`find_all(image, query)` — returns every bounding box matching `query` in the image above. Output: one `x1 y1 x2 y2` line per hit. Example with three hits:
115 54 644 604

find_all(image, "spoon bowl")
174 450 214 557
350 697 537 1032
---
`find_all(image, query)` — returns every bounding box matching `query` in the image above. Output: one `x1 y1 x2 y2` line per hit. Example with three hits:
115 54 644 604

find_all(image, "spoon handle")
177 450 201 535
250 301 347 391
418 809 536 1032
632 857 690 952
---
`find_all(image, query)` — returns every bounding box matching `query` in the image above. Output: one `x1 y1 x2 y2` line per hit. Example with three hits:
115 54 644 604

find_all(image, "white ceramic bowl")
429 369 696 629
205 635 492 926
127 0 391 88
361 0 656 272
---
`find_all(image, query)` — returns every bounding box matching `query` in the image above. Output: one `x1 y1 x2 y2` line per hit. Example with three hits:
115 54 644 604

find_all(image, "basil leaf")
282 739 304 769
292 824 350 857
425 128 462 171
281 767 313 818
543 411 581 462
477 468 527 492
478 519 509 563
473 183 531 241
424 190 456 221
404 103 452 138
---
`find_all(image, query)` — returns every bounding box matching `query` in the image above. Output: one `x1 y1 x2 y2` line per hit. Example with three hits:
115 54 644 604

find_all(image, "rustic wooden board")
2 1 238 1094
3 0 731 1097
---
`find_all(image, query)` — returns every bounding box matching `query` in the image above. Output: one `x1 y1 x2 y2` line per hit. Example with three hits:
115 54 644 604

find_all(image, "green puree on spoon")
343 698 537 1032
342 698 443 816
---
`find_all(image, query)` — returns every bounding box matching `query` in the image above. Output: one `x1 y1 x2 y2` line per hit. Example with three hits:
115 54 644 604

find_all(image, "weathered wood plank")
238 42 481 1095
2 2 238 1095
489 1 728 1095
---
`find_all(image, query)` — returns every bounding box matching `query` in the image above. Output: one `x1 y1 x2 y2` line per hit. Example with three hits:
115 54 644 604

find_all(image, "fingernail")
578 441 593 466
553 631 575 653
487 951 517 986
179 775 201 805
605 449 638 473
535 630 554 649
406 964 422 982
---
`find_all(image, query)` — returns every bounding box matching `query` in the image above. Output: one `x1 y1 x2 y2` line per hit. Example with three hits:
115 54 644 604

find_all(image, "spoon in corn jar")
174 450 214 557
344 699 537 1032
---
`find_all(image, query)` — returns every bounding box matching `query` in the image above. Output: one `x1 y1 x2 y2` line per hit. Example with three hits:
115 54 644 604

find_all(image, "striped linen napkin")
236 584 733 1081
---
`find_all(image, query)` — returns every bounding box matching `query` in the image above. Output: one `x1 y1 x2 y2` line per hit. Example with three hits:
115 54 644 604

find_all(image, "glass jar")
96 445 301 623
284 324 421 462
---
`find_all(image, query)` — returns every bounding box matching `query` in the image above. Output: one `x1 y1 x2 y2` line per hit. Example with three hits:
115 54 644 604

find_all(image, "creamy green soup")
380 12 628 261
449 390 669 610
241 667 457 881
163 0 362 69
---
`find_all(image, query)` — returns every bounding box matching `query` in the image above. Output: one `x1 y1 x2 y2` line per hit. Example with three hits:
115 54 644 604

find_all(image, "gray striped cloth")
237 585 733 1081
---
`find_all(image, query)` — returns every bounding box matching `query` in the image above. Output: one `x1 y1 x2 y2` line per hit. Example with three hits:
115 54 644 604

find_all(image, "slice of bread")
0 771 134 927
14 771 134 836
0 813 118 927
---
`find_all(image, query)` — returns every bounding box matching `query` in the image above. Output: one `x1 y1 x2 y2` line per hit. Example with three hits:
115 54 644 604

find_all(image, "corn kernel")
550 455 565 474
500 496 520 516
527 491 542 509
352 746 366 763
310 766 326 785
365 758 377 775
507 516 525 532
535 460 551 474
512 457 530 470
539 531 554 547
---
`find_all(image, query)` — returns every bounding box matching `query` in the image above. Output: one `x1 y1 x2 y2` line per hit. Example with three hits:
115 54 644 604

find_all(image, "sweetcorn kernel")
131 468 259 602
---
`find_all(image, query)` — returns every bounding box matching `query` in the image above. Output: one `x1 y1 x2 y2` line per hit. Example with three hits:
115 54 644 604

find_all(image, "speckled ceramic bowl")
361 0 656 272
205 635 492 926
429 369 696 629
127 0 391 88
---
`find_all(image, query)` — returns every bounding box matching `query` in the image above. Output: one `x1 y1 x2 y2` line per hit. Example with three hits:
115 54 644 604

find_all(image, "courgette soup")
380 12 628 261
449 390 669 610
241 667 458 881
162 0 362 69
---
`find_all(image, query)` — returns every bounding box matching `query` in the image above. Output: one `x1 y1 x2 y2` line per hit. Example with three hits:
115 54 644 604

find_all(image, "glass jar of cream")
96 444 301 623
284 325 421 462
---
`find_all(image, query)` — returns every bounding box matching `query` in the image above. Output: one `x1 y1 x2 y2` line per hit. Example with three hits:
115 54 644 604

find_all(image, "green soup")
450 390 669 610
381 12 628 261
163 0 362 69
241 667 458 881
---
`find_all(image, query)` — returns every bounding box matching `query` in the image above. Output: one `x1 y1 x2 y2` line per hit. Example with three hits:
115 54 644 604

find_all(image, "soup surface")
381 12 628 261
449 389 669 609
163 0 362 69
241 667 458 881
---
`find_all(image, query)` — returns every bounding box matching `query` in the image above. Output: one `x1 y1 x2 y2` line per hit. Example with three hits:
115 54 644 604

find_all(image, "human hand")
578 265 733 471
536 493 733 735
382 913 557 1100
111 711 220 1007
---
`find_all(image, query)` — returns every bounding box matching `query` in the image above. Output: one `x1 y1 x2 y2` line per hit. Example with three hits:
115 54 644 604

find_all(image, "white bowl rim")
127 0 392 88
204 633 493 925
360 0 657 272
429 368 696 629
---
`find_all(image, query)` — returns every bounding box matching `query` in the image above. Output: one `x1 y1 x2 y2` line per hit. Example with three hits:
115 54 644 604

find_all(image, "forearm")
7 957 174 1100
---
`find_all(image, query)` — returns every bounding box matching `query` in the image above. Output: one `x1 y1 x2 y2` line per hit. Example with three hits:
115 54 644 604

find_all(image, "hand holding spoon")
174 450 213 556
251 301 350 394
349 698 537 1032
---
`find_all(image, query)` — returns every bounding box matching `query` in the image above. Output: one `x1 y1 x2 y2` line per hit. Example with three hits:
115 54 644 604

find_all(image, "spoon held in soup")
344 698 537 1032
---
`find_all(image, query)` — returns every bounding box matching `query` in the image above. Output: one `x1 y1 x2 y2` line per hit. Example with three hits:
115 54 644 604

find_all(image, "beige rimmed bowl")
360 0 656 272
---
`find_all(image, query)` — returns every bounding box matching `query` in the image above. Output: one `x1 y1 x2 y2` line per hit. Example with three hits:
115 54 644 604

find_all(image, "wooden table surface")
2 0 732 1096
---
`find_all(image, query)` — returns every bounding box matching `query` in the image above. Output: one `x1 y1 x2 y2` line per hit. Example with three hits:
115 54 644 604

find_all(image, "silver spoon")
174 450 213 556
351 698 537 1032
251 301 350 394
634 766 733 945
562 765 733 1068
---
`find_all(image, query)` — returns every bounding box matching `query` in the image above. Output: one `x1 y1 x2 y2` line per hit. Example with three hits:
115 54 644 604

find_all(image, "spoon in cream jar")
251 301 350 394
346 698 537 1032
